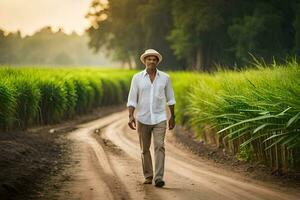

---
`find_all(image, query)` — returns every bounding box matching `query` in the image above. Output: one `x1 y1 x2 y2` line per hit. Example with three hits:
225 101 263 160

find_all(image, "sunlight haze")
0 0 94 36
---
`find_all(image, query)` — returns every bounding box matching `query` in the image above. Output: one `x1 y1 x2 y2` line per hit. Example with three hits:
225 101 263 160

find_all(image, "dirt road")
48 110 300 200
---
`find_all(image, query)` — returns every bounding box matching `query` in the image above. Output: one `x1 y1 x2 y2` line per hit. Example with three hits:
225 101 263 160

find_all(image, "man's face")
145 55 159 70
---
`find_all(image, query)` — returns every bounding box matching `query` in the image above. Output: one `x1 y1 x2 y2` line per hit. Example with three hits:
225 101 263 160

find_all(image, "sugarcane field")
0 1 300 200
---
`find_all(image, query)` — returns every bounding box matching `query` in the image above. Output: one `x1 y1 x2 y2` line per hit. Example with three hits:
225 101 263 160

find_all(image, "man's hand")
168 116 175 130
128 115 136 130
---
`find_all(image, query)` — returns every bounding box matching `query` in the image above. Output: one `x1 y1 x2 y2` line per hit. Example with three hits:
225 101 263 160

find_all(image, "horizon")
0 0 100 37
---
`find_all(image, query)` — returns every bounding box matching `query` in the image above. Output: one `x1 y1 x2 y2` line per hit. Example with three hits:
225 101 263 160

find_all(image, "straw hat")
140 49 162 65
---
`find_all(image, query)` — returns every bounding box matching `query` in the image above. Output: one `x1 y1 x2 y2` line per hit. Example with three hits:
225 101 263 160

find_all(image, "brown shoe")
143 177 153 184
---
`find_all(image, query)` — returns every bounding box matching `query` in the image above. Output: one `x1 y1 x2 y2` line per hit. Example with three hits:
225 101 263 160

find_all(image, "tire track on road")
102 111 300 200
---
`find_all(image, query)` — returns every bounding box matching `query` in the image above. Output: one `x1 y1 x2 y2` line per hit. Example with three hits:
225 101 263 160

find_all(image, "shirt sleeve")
126 75 138 108
165 77 176 105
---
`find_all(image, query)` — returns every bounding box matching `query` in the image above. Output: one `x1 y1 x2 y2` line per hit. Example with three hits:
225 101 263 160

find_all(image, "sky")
0 0 95 37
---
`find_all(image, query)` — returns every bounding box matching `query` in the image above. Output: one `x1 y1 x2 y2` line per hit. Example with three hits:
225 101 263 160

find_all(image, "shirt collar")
142 68 160 77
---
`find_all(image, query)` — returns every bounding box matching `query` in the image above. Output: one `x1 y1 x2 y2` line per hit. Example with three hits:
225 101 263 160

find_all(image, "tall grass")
171 63 300 172
0 67 136 128
0 79 16 130
1 64 299 171
14 77 40 129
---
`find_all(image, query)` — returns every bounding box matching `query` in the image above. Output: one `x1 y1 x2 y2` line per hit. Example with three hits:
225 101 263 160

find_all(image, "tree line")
0 27 111 66
86 0 300 71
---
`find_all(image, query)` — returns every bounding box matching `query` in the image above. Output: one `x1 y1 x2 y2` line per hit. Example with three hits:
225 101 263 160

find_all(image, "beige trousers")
137 120 167 181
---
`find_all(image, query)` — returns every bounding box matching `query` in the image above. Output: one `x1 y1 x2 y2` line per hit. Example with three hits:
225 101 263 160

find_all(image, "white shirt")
127 68 176 125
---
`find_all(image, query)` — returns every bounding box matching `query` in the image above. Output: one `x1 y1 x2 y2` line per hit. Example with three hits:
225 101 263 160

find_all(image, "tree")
0 27 110 66
228 1 295 65
86 0 182 69
294 2 300 57
86 0 145 68
168 0 236 71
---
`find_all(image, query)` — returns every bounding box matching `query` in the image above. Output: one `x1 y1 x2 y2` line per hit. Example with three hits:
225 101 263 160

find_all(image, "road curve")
56 110 300 200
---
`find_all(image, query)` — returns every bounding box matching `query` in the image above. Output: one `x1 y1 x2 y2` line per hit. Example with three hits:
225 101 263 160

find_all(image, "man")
127 49 176 188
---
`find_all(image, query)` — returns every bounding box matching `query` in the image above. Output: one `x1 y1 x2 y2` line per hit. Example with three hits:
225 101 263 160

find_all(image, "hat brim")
140 53 162 65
